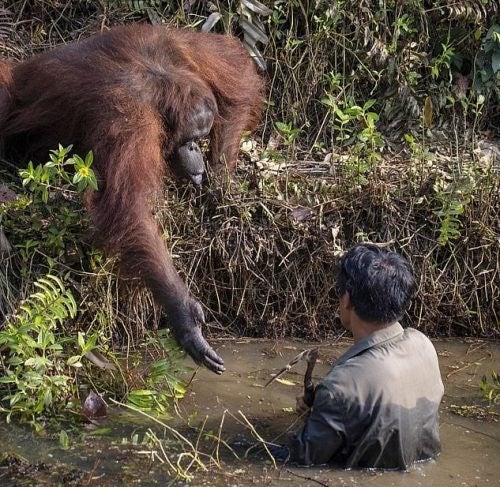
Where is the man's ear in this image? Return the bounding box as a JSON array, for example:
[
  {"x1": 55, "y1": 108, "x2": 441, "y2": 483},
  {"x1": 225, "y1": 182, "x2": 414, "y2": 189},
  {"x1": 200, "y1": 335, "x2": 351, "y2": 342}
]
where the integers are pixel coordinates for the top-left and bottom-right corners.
[{"x1": 341, "y1": 291, "x2": 353, "y2": 310}]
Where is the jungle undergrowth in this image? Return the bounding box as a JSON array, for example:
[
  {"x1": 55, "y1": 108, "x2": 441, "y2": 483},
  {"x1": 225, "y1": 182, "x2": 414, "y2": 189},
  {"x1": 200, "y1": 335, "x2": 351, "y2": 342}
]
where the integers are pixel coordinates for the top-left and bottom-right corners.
[{"x1": 0, "y1": 146, "x2": 191, "y2": 433}]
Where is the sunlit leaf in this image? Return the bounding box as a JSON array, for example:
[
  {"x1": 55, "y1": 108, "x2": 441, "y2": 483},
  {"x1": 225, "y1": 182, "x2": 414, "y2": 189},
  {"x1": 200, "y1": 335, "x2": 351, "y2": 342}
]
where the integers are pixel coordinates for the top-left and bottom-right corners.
[{"x1": 423, "y1": 96, "x2": 433, "y2": 128}]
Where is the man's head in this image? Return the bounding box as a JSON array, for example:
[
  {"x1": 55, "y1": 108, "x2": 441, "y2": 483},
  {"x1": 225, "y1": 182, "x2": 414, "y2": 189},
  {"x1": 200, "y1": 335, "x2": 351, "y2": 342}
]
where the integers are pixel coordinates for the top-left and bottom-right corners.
[{"x1": 336, "y1": 244, "x2": 416, "y2": 330}]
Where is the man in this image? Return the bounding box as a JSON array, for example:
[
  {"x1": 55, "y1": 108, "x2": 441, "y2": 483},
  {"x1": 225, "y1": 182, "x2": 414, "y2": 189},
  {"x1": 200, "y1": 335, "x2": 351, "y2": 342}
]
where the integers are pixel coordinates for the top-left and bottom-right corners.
[{"x1": 271, "y1": 244, "x2": 444, "y2": 469}]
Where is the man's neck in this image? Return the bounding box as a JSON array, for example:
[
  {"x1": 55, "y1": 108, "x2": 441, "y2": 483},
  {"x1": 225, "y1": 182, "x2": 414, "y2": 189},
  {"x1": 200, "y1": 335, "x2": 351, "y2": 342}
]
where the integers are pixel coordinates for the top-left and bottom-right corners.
[{"x1": 351, "y1": 320, "x2": 396, "y2": 343}]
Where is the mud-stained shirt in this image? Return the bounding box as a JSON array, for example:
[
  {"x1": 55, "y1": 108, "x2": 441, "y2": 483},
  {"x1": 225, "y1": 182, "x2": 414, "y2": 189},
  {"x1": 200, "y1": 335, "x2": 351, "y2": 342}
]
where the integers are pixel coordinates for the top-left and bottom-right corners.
[{"x1": 286, "y1": 323, "x2": 444, "y2": 469}]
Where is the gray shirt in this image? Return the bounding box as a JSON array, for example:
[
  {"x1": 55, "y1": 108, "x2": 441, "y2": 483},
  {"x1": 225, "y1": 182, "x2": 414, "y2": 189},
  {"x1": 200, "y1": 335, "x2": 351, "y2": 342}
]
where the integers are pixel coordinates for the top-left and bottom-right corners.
[{"x1": 287, "y1": 323, "x2": 444, "y2": 469}]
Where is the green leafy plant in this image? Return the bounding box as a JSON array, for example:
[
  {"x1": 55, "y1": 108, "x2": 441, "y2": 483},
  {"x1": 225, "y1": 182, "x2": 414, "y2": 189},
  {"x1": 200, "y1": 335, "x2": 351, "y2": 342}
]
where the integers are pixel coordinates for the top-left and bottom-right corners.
[
  {"x1": 321, "y1": 97, "x2": 383, "y2": 185},
  {"x1": 404, "y1": 133, "x2": 434, "y2": 165},
  {"x1": 20, "y1": 144, "x2": 97, "y2": 203},
  {"x1": 0, "y1": 269, "x2": 189, "y2": 426},
  {"x1": 1, "y1": 146, "x2": 191, "y2": 427},
  {"x1": 474, "y1": 24, "x2": 500, "y2": 92},
  {"x1": 432, "y1": 166, "x2": 477, "y2": 246},
  {"x1": 429, "y1": 42, "x2": 455, "y2": 80},
  {"x1": 126, "y1": 330, "x2": 190, "y2": 413},
  {"x1": 321, "y1": 97, "x2": 382, "y2": 146},
  {"x1": 480, "y1": 371, "x2": 500, "y2": 404},
  {"x1": 3, "y1": 145, "x2": 97, "y2": 263},
  {"x1": 0, "y1": 275, "x2": 87, "y2": 427},
  {"x1": 275, "y1": 121, "x2": 302, "y2": 146}
]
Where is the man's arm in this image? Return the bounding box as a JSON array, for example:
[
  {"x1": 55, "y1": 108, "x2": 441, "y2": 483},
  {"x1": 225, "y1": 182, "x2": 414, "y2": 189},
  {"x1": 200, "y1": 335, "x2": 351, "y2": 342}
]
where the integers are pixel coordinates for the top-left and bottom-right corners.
[{"x1": 284, "y1": 384, "x2": 346, "y2": 465}]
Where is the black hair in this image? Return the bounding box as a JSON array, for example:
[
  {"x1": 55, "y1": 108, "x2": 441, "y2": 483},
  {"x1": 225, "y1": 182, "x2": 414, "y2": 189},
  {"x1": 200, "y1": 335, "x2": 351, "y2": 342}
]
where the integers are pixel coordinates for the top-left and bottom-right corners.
[{"x1": 336, "y1": 244, "x2": 416, "y2": 324}]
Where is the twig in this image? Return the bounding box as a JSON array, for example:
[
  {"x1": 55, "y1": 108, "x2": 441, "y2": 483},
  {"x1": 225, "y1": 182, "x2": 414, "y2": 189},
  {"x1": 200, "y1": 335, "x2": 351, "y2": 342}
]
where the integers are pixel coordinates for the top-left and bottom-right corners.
[{"x1": 285, "y1": 468, "x2": 331, "y2": 486}]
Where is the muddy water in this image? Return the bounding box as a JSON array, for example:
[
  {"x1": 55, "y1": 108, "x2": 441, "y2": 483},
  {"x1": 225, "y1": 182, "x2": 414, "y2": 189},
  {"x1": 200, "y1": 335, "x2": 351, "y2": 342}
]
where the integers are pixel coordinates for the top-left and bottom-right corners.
[
  {"x1": 180, "y1": 339, "x2": 500, "y2": 486},
  {"x1": 1, "y1": 339, "x2": 499, "y2": 486}
]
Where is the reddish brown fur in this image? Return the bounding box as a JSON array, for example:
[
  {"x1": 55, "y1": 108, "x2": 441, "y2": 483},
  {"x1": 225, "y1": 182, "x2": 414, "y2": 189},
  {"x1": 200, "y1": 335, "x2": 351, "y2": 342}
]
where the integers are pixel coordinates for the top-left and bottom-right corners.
[{"x1": 0, "y1": 25, "x2": 263, "y2": 373}]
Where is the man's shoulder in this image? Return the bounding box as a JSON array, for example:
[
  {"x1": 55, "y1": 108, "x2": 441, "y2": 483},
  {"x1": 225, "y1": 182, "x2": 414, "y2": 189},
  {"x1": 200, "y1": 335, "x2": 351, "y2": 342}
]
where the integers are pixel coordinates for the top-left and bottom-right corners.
[
  {"x1": 320, "y1": 327, "x2": 439, "y2": 392},
  {"x1": 402, "y1": 327, "x2": 438, "y2": 352},
  {"x1": 403, "y1": 326, "x2": 431, "y2": 340}
]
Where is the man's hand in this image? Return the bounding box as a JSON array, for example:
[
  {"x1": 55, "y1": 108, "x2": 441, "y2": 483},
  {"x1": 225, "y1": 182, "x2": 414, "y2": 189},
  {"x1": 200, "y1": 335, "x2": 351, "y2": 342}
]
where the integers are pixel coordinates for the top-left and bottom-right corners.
[{"x1": 296, "y1": 395, "x2": 311, "y2": 415}]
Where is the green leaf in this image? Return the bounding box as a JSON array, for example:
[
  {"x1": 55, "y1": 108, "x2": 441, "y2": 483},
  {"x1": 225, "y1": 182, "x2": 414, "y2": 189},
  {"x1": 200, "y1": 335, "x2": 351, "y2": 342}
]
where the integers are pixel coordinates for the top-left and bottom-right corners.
[
  {"x1": 423, "y1": 96, "x2": 433, "y2": 128},
  {"x1": 88, "y1": 176, "x2": 98, "y2": 191},
  {"x1": 67, "y1": 355, "x2": 82, "y2": 366},
  {"x1": 363, "y1": 99, "x2": 376, "y2": 110},
  {"x1": 275, "y1": 121, "x2": 289, "y2": 132},
  {"x1": 492, "y1": 51, "x2": 500, "y2": 74},
  {"x1": 59, "y1": 430, "x2": 70, "y2": 449},
  {"x1": 85, "y1": 150, "x2": 94, "y2": 166},
  {"x1": 320, "y1": 95, "x2": 336, "y2": 109},
  {"x1": 344, "y1": 106, "x2": 363, "y2": 117},
  {"x1": 88, "y1": 427, "x2": 112, "y2": 436},
  {"x1": 77, "y1": 332, "x2": 85, "y2": 350},
  {"x1": 334, "y1": 107, "x2": 349, "y2": 121}
]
